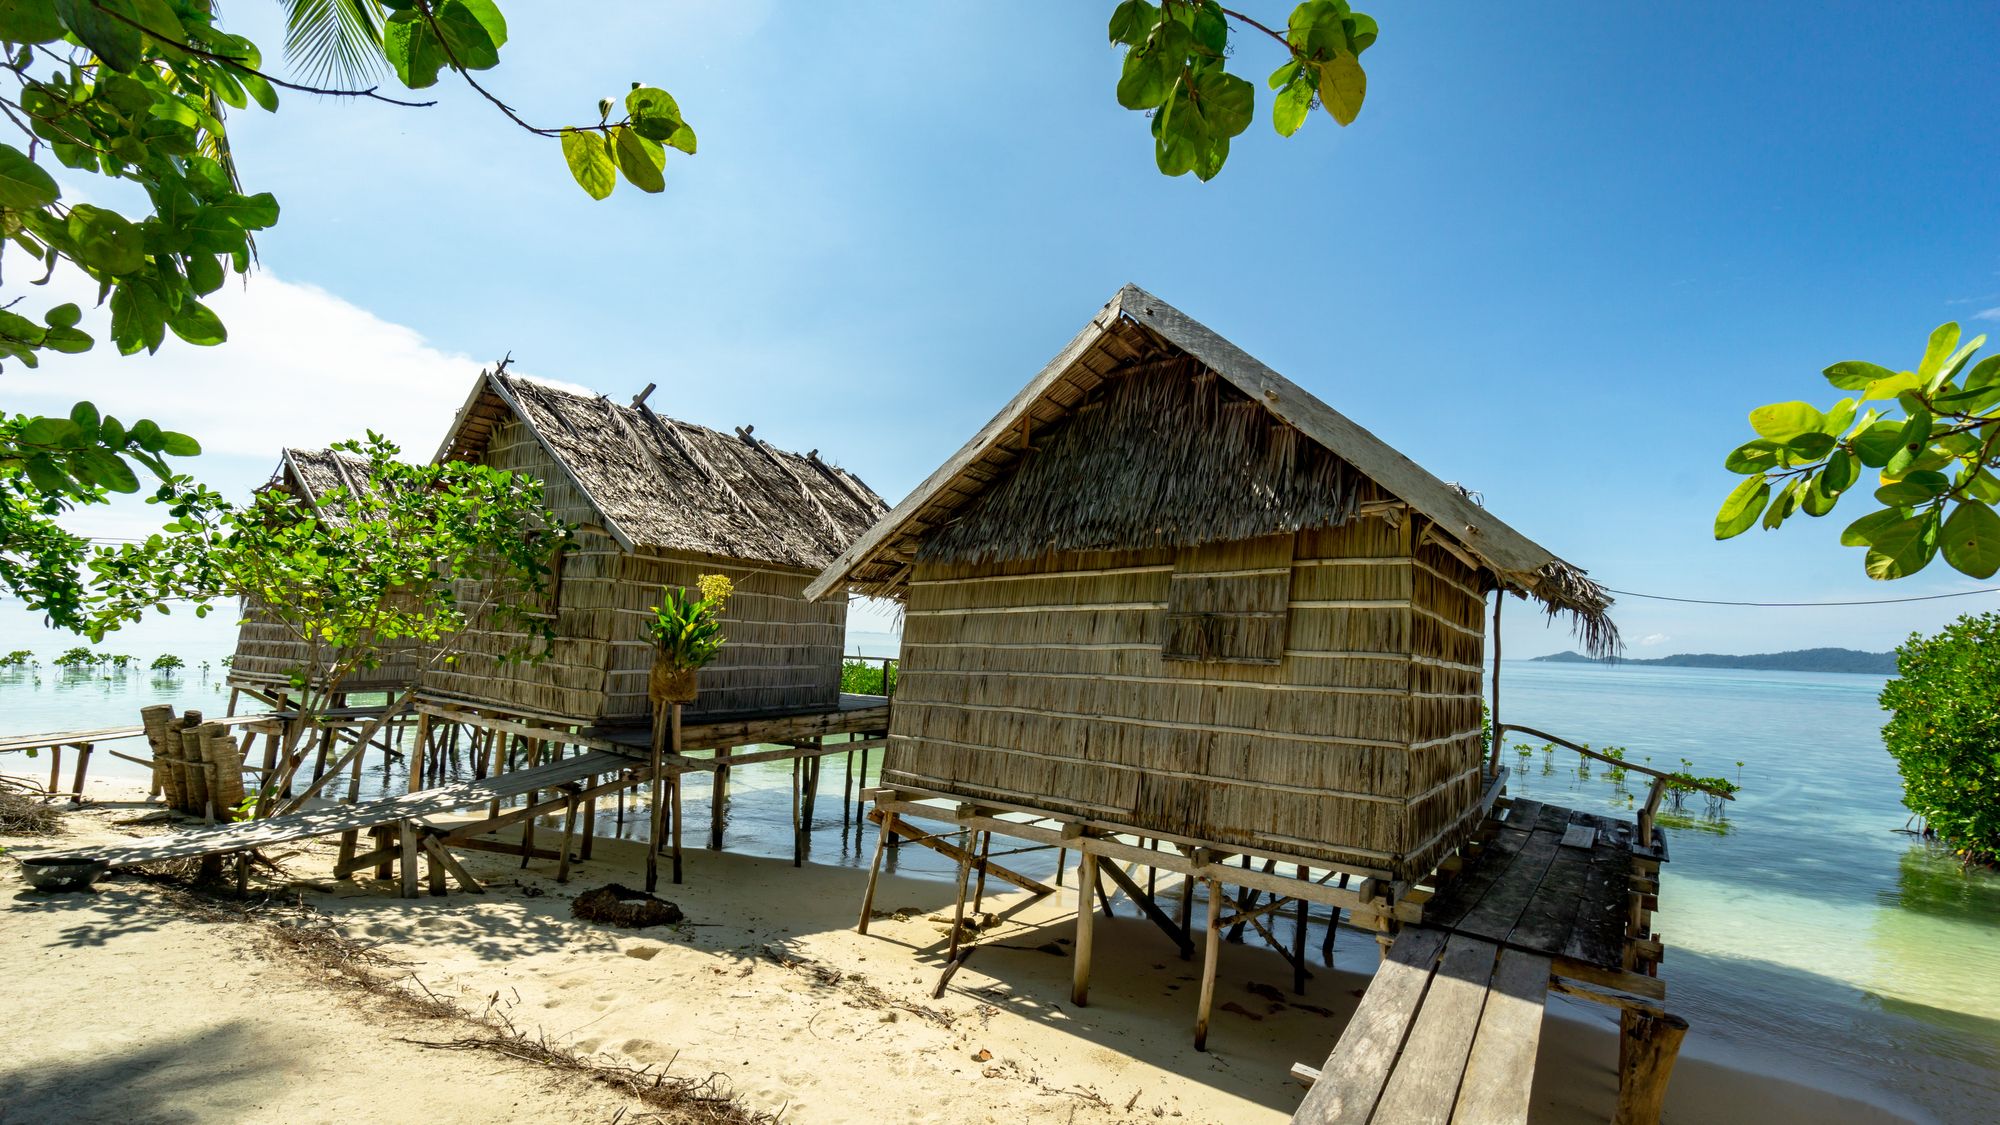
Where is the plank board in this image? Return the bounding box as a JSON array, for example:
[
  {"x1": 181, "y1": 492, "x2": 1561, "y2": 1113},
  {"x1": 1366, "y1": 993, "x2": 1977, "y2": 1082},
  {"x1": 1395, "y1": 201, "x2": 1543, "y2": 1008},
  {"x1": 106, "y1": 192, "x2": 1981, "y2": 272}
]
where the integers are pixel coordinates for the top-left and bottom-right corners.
[
  {"x1": 1558, "y1": 823, "x2": 1597, "y2": 849},
  {"x1": 1561, "y1": 816, "x2": 1636, "y2": 969},
  {"x1": 1421, "y1": 801, "x2": 1544, "y2": 930},
  {"x1": 1449, "y1": 949, "x2": 1553, "y2": 1124},
  {"x1": 1294, "y1": 928, "x2": 1450, "y2": 1125},
  {"x1": 1370, "y1": 935, "x2": 1501, "y2": 1124},
  {"x1": 1449, "y1": 806, "x2": 1569, "y2": 944},
  {"x1": 25, "y1": 750, "x2": 628, "y2": 866}
]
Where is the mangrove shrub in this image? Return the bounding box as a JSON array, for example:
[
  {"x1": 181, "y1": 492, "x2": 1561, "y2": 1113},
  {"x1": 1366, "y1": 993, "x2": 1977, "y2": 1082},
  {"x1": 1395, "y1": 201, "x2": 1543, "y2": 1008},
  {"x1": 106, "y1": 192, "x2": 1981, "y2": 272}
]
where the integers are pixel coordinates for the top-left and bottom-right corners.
[{"x1": 1880, "y1": 612, "x2": 2000, "y2": 864}]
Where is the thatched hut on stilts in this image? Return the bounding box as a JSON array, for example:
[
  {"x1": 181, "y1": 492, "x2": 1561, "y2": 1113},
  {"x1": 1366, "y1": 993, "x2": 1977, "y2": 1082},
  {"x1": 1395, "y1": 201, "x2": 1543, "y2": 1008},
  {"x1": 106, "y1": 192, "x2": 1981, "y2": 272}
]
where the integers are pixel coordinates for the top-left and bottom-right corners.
[{"x1": 808, "y1": 285, "x2": 1619, "y2": 1052}]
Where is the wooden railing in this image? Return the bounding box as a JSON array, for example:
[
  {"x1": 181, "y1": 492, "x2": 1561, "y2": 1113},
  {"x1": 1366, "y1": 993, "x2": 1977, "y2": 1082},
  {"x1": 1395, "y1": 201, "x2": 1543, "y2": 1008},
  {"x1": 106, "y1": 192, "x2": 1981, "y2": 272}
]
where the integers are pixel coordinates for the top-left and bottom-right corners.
[{"x1": 1494, "y1": 723, "x2": 1735, "y2": 847}]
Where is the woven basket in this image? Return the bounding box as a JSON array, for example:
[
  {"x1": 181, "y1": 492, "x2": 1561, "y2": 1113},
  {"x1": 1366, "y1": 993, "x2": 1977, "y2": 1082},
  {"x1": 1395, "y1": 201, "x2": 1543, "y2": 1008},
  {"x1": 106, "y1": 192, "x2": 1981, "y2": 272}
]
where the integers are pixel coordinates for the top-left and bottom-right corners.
[{"x1": 649, "y1": 661, "x2": 698, "y2": 705}]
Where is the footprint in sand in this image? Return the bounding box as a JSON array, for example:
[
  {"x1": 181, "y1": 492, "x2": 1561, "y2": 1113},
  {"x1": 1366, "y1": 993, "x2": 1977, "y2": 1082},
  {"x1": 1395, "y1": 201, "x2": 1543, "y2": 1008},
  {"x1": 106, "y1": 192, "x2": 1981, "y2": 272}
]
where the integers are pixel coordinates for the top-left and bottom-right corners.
[
  {"x1": 573, "y1": 1037, "x2": 604, "y2": 1054},
  {"x1": 620, "y1": 1038, "x2": 664, "y2": 1059}
]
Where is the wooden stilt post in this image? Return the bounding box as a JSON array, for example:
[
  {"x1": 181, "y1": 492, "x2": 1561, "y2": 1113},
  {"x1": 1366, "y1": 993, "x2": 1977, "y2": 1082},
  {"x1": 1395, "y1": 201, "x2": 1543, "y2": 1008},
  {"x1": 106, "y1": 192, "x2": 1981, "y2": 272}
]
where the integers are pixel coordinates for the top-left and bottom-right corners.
[
  {"x1": 710, "y1": 746, "x2": 730, "y2": 850},
  {"x1": 556, "y1": 787, "x2": 581, "y2": 884},
  {"x1": 1194, "y1": 875, "x2": 1223, "y2": 1051},
  {"x1": 519, "y1": 737, "x2": 544, "y2": 869},
  {"x1": 1323, "y1": 873, "x2": 1348, "y2": 964},
  {"x1": 581, "y1": 790, "x2": 596, "y2": 860},
  {"x1": 47, "y1": 745, "x2": 61, "y2": 793},
  {"x1": 646, "y1": 711, "x2": 664, "y2": 894},
  {"x1": 426, "y1": 838, "x2": 448, "y2": 897},
  {"x1": 669, "y1": 704, "x2": 684, "y2": 884},
  {"x1": 791, "y1": 754, "x2": 804, "y2": 868},
  {"x1": 407, "y1": 711, "x2": 432, "y2": 794},
  {"x1": 1615, "y1": 1012, "x2": 1688, "y2": 1125},
  {"x1": 946, "y1": 826, "x2": 975, "y2": 964},
  {"x1": 1072, "y1": 850, "x2": 1100, "y2": 1007},
  {"x1": 372, "y1": 824, "x2": 396, "y2": 881},
  {"x1": 1055, "y1": 847, "x2": 1066, "y2": 887},
  {"x1": 857, "y1": 810, "x2": 893, "y2": 934},
  {"x1": 70, "y1": 743, "x2": 93, "y2": 802},
  {"x1": 841, "y1": 741, "x2": 854, "y2": 829},
  {"x1": 399, "y1": 819, "x2": 419, "y2": 899},
  {"x1": 970, "y1": 830, "x2": 993, "y2": 916},
  {"x1": 1294, "y1": 865, "x2": 1310, "y2": 995}
]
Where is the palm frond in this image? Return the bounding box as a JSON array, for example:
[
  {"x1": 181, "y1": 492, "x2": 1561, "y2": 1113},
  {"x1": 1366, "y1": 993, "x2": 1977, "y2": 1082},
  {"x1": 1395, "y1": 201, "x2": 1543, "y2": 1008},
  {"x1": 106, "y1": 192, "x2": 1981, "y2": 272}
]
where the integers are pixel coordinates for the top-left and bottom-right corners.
[{"x1": 277, "y1": 0, "x2": 388, "y2": 88}]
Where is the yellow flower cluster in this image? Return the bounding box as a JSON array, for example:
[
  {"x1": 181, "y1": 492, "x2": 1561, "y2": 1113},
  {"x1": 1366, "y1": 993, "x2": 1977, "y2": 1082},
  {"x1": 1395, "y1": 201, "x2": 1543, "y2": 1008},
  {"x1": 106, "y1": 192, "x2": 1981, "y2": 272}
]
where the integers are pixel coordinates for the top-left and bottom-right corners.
[{"x1": 696, "y1": 573, "x2": 734, "y2": 605}]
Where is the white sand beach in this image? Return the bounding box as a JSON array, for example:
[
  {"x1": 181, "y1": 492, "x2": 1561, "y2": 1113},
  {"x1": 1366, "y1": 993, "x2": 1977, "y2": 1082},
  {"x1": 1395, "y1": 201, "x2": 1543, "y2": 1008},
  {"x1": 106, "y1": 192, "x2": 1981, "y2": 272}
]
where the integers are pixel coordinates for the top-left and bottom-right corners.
[{"x1": 0, "y1": 779, "x2": 1933, "y2": 1125}]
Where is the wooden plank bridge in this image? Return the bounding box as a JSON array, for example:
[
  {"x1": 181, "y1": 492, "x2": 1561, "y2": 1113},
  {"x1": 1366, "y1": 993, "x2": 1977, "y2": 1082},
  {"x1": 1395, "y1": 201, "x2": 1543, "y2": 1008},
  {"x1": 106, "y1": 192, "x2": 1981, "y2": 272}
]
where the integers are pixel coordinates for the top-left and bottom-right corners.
[{"x1": 1292, "y1": 797, "x2": 1684, "y2": 1125}]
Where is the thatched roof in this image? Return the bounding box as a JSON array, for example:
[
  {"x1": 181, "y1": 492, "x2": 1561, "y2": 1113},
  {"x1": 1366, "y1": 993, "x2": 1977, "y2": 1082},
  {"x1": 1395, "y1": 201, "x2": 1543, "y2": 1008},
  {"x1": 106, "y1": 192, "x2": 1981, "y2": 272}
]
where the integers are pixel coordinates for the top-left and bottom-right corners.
[
  {"x1": 806, "y1": 285, "x2": 1617, "y2": 656},
  {"x1": 435, "y1": 370, "x2": 888, "y2": 572},
  {"x1": 262, "y1": 447, "x2": 379, "y2": 516}
]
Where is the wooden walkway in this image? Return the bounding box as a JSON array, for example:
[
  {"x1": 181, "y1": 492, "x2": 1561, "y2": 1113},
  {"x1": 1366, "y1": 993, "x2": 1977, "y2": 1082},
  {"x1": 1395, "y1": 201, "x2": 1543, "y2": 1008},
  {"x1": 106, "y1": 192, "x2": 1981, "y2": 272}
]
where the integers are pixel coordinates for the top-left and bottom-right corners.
[
  {"x1": 25, "y1": 750, "x2": 628, "y2": 869},
  {"x1": 1293, "y1": 798, "x2": 1684, "y2": 1125}
]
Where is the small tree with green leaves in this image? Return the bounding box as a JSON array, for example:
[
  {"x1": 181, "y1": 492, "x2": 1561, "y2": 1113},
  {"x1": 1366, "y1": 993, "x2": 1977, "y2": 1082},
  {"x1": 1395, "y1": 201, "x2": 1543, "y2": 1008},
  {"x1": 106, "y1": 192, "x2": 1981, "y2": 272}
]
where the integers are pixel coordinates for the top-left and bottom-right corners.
[
  {"x1": 87, "y1": 432, "x2": 571, "y2": 812},
  {"x1": 1880, "y1": 612, "x2": 2000, "y2": 865},
  {"x1": 149, "y1": 652, "x2": 183, "y2": 672},
  {"x1": 1717, "y1": 323, "x2": 2000, "y2": 579}
]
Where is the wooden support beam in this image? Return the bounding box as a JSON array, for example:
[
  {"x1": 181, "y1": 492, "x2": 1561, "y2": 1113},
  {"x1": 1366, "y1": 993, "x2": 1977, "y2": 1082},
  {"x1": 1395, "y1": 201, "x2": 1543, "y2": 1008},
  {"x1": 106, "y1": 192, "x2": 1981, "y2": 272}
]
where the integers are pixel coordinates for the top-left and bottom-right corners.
[
  {"x1": 868, "y1": 810, "x2": 1055, "y2": 895},
  {"x1": 1099, "y1": 852, "x2": 1194, "y2": 958},
  {"x1": 1072, "y1": 851, "x2": 1099, "y2": 1007},
  {"x1": 856, "y1": 809, "x2": 893, "y2": 935},
  {"x1": 419, "y1": 834, "x2": 484, "y2": 894},
  {"x1": 399, "y1": 819, "x2": 419, "y2": 899},
  {"x1": 1194, "y1": 876, "x2": 1223, "y2": 1051},
  {"x1": 1615, "y1": 1012, "x2": 1688, "y2": 1125}
]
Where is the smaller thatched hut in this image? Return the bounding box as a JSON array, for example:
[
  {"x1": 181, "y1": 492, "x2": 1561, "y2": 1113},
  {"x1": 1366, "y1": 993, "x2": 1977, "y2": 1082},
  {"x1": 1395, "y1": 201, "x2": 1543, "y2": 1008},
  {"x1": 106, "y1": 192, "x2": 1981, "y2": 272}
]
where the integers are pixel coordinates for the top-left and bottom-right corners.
[
  {"x1": 421, "y1": 370, "x2": 888, "y2": 727},
  {"x1": 809, "y1": 285, "x2": 1616, "y2": 886},
  {"x1": 227, "y1": 447, "x2": 423, "y2": 698}
]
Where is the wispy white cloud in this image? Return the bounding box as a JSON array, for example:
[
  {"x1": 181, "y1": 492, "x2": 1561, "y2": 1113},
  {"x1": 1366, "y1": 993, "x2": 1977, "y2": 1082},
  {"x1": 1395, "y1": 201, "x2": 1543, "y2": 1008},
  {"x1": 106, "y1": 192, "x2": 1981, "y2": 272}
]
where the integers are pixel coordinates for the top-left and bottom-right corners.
[
  {"x1": 1638, "y1": 632, "x2": 1670, "y2": 647},
  {"x1": 5, "y1": 269, "x2": 481, "y2": 459},
  {"x1": 1974, "y1": 306, "x2": 2000, "y2": 322}
]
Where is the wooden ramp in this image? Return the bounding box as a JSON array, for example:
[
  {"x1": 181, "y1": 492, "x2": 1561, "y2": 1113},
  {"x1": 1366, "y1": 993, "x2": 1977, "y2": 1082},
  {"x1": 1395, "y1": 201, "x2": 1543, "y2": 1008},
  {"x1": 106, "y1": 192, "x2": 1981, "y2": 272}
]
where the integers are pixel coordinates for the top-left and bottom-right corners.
[
  {"x1": 1294, "y1": 929, "x2": 1550, "y2": 1124},
  {"x1": 1294, "y1": 798, "x2": 1683, "y2": 1125},
  {"x1": 24, "y1": 749, "x2": 627, "y2": 869}
]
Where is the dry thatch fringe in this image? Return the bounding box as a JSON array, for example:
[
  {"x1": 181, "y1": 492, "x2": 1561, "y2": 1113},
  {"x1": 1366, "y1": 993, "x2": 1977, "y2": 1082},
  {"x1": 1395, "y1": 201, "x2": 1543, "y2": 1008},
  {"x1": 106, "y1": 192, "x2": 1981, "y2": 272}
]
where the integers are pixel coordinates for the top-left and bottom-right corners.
[
  {"x1": 0, "y1": 790, "x2": 61, "y2": 835},
  {"x1": 1528, "y1": 559, "x2": 1621, "y2": 659},
  {"x1": 403, "y1": 1008, "x2": 775, "y2": 1125},
  {"x1": 922, "y1": 358, "x2": 1364, "y2": 566}
]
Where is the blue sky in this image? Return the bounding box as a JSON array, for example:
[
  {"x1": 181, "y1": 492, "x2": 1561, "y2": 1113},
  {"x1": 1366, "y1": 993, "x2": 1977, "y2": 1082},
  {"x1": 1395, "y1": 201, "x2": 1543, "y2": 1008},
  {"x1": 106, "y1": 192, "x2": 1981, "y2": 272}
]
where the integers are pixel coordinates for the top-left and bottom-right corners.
[{"x1": 7, "y1": 0, "x2": 2000, "y2": 659}]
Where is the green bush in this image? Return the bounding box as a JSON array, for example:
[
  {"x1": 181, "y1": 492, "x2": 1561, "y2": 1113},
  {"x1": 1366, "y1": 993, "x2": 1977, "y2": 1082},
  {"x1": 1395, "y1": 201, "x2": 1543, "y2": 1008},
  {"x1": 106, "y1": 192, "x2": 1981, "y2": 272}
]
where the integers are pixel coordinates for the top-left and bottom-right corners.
[
  {"x1": 150, "y1": 654, "x2": 185, "y2": 671},
  {"x1": 1881, "y1": 612, "x2": 2000, "y2": 864},
  {"x1": 840, "y1": 659, "x2": 898, "y2": 696}
]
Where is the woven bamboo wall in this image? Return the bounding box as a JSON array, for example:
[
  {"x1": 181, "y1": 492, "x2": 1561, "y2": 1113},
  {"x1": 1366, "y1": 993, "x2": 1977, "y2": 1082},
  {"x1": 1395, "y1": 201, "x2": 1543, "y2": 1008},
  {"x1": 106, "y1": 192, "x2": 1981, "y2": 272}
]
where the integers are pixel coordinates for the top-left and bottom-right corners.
[
  {"x1": 228, "y1": 597, "x2": 423, "y2": 695},
  {"x1": 421, "y1": 414, "x2": 618, "y2": 722},
  {"x1": 600, "y1": 550, "x2": 845, "y2": 723},
  {"x1": 886, "y1": 516, "x2": 1490, "y2": 880},
  {"x1": 420, "y1": 414, "x2": 849, "y2": 726}
]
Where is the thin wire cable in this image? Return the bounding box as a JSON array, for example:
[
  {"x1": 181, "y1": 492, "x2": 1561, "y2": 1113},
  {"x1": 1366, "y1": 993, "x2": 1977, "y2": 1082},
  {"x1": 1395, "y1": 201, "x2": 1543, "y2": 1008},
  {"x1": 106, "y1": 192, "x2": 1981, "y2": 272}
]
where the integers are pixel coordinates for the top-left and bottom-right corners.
[{"x1": 1605, "y1": 586, "x2": 2000, "y2": 608}]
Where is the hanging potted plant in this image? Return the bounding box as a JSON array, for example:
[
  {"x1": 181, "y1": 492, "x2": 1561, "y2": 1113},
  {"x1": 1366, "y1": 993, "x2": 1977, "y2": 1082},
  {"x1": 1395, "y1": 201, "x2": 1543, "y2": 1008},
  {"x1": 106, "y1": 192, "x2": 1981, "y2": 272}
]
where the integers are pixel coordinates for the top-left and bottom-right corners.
[{"x1": 646, "y1": 574, "x2": 734, "y2": 705}]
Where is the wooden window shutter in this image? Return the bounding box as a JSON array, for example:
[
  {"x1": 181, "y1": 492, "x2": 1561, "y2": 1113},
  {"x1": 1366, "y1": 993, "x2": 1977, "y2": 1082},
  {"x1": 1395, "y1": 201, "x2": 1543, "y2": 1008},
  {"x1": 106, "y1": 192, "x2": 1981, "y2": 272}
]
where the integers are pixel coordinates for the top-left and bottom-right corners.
[{"x1": 1163, "y1": 534, "x2": 1293, "y2": 665}]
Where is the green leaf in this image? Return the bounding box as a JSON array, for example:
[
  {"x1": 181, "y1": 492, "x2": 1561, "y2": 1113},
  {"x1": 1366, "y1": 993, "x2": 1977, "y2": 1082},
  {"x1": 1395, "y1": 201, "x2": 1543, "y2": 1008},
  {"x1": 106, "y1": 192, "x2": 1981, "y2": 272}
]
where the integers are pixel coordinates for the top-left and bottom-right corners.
[
  {"x1": 1865, "y1": 511, "x2": 1940, "y2": 579},
  {"x1": 166, "y1": 298, "x2": 225, "y2": 346},
  {"x1": 613, "y1": 126, "x2": 664, "y2": 193},
  {"x1": 1874, "y1": 469, "x2": 1949, "y2": 506},
  {"x1": 1917, "y1": 322, "x2": 1961, "y2": 384},
  {"x1": 1965, "y1": 354, "x2": 2000, "y2": 391},
  {"x1": 625, "y1": 86, "x2": 683, "y2": 140},
  {"x1": 1714, "y1": 475, "x2": 1770, "y2": 539},
  {"x1": 18, "y1": 415, "x2": 75, "y2": 446},
  {"x1": 1748, "y1": 401, "x2": 1826, "y2": 442},
  {"x1": 1723, "y1": 439, "x2": 1782, "y2": 474},
  {"x1": 1940, "y1": 501, "x2": 2000, "y2": 579},
  {"x1": 1840, "y1": 507, "x2": 1906, "y2": 547},
  {"x1": 67, "y1": 204, "x2": 144, "y2": 274},
  {"x1": 0, "y1": 0, "x2": 66, "y2": 44},
  {"x1": 1191, "y1": 0, "x2": 1226, "y2": 54},
  {"x1": 1117, "y1": 41, "x2": 1172, "y2": 109},
  {"x1": 1822, "y1": 448, "x2": 1858, "y2": 494},
  {"x1": 384, "y1": 9, "x2": 448, "y2": 88},
  {"x1": 1801, "y1": 474, "x2": 1838, "y2": 517},
  {"x1": 1318, "y1": 52, "x2": 1365, "y2": 126},
  {"x1": 1108, "y1": 0, "x2": 1158, "y2": 45},
  {"x1": 0, "y1": 141, "x2": 57, "y2": 209},
  {"x1": 1851, "y1": 420, "x2": 1906, "y2": 468},
  {"x1": 561, "y1": 128, "x2": 616, "y2": 200},
  {"x1": 1763, "y1": 477, "x2": 1803, "y2": 529},
  {"x1": 1931, "y1": 334, "x2": 1985, "y2": 392},
  {"x1": 55, "y1": 0, "x2": 144, "y2": 72},
  {"x1": 42, "y1": 301, "x2": 78, "y2": 329},
  {"x1": 1863, "y1": 370, "x2": 1922, "y2": 400},
  {"x1": 1825, "y1": 360, "x2": 1893, "y2": 389},
  {"x1": 157, "y1": 430, "x2": 199, "y2": 456},
  {"x1": 1197, "y1": 68, "x2": 1254, "y2": 139},
  {"x1": 434, "y1": 0, "x2": 500, "y2": 70},
  {"x1": 69, "y1": 400, "x2": 97, "y2": 432},
  {"x1": 79, "y1": 447, "x2": 138, "y2": 492},
  {"x1": 1786, "y1": 431, "x2": 1837, "y2": 459},
  {"x1": 1884, "y1": 410, "x2": 1932, "y2": 476}
]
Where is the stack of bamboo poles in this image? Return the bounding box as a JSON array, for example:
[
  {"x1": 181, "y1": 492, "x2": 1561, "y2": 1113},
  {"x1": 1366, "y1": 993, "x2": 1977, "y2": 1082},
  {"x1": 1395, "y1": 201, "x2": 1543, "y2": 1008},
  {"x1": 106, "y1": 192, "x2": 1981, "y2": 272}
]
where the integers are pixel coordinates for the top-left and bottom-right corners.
[{"x1": 139, "y1": 704, "x2": 248, "y2": 821}]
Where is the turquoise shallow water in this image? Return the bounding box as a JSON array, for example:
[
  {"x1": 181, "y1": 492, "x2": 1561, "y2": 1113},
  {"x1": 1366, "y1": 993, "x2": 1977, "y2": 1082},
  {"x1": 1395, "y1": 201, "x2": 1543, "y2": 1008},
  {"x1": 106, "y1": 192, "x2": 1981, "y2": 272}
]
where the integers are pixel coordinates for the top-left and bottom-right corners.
[{"x1": 3, "y1": 649, "x2": 1995, "y2": 1121}]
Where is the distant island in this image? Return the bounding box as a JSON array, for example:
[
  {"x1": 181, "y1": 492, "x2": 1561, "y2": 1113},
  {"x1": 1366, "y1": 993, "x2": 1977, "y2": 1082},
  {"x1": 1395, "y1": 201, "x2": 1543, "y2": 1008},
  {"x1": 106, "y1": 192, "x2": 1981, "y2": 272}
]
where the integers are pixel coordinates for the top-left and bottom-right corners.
[{"x1": 1530, "y1": 647, "x2": 1896, "y2": 675}]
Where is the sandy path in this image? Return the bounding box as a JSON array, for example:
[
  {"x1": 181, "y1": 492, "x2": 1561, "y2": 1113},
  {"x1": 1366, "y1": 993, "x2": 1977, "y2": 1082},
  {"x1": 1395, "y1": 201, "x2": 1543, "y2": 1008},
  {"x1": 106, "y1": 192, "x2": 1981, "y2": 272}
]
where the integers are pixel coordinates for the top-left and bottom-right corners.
[{"x1": 3, "y1": 783, "x2": 1936, "y2": 1124}]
